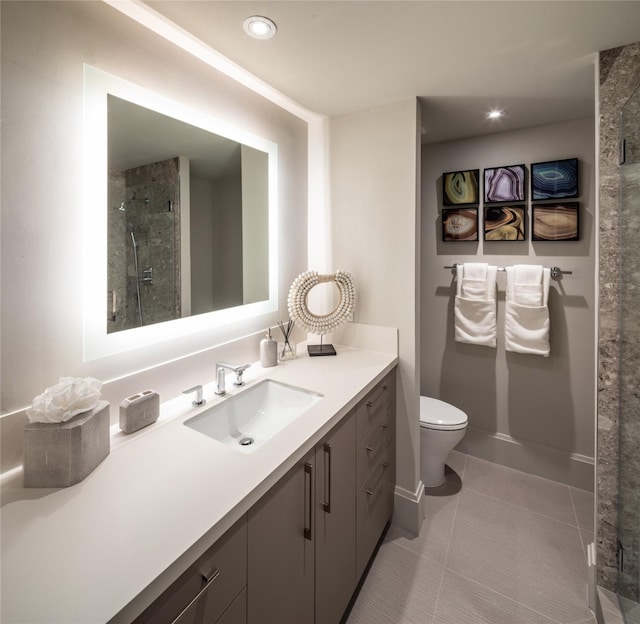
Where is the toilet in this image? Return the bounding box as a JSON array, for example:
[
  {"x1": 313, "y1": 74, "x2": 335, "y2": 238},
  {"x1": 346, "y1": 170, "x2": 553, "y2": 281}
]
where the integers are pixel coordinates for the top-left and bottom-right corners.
[{"x1": 419, "y1": 396, "x2": 468, "y2": 488}]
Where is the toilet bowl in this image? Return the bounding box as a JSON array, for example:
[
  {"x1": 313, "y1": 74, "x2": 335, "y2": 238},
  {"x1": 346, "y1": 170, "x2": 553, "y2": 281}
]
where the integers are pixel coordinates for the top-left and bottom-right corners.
[{"x1": 420, "y1": 396, "x2": 468, "y2": 488}]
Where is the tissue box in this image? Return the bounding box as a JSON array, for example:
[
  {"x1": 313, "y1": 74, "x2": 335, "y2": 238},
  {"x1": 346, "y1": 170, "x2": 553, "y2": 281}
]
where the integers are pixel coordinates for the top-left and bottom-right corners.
[{"x1": 23, "y1": 400, "x2": 110, "y2": 488}]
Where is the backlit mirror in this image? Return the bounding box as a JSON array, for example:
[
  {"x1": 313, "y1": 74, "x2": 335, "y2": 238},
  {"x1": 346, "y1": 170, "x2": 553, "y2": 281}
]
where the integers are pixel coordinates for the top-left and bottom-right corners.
[{"x1": 83, "y1": 65, "x2": 278, "y2": 360}]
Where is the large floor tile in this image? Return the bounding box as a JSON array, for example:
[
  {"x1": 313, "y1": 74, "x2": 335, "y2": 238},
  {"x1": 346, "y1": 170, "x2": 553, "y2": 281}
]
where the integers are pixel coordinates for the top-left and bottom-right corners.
[
  {"x1": 618, "y1": 594, "x2": 640, "y2": 624},
  {"x1": 346, "y1": 540, "x2": 443, "y2": 624},
  {"x1": 570, "y1": 486, "x2": 596, "y2": 532},
  {"x1": 598, "y1": 587, "x2": 625, "y2": 624},
  {"x1": 432, "y1": 569, "x2": 560, "y2": 624},
  {"x1": 387, "y1": 490, "x2": 460, "y2": 563},
  {"x1": 445, "y1": 489, "x2": 593, "y2": 623},
  {"x1": 445, "y1": 449, "x2": 467, "y2": 477},
  {"x1": 462, "y1": 455, "x2": 577, "y2": 525}
]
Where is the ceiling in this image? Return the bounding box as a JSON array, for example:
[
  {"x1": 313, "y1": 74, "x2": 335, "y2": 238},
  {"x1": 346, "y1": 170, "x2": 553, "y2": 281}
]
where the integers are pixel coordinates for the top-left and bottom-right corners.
[{"x1": 142, "y1": 1, "x2": 640, "y2": 144}]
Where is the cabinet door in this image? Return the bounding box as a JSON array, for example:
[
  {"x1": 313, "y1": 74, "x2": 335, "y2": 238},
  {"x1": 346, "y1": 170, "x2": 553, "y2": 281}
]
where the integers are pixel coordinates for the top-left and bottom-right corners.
[
  {"x1": 134, "y1": 518, "x2": 247, "y2": 624},
  {"x1": 247, "y1": 448, "x2": 315, "y2": 624},
  {"x1": 215, "y1": 588, "x2": 246, "y2": 624},
  {"x1": 356, "y1": 447, "x2": 394, "y2": 579},
  {"x1": 315, "y1": 411, "x2": 356, "y2": 624}
]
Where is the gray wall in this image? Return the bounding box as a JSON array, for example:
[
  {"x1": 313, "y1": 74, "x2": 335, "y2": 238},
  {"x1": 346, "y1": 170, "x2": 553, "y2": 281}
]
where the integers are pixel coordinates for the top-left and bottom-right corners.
[
  {"x1": 597, "y1": 41, "x2": 640, "y2": 593},
  {"x1": 421, "y1": 117, "x2": 596, "y2": 490},
  {"x1": 329, "y1": 99, "x2": 423, "y2": 532}
]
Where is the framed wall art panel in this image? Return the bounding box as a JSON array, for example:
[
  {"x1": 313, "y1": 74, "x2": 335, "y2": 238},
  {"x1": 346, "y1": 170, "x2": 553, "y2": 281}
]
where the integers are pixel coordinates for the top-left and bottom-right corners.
[
  {"x1": 483, "y1": 164, "x2": 526, "y2": 203},
  {"x1": 484, "y1": 205, "x2": 526, "y2": 241},
  {"x1": 531, "y1": 158, "x2": 578, "y2": 200},
  {"x1": 442, "y1": 169, "x2": 480, "y2": 205},
  {"x1": 442, "y1": 208, "x2": 478, "y2": 241},
  {"x1": 532, "y1": 202, "x2": 579, "y2": 241}
]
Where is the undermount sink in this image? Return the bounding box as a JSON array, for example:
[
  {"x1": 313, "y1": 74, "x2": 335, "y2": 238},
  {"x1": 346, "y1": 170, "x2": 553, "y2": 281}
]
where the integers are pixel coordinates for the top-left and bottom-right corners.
[{"x1": 184, "y1": 379, "x2": 323, "y2": 452}]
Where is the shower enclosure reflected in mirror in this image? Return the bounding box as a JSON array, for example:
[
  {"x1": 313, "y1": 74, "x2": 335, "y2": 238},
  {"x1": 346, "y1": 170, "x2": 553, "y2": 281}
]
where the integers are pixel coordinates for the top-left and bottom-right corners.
[
  {"x1": 83, "y1": 65, "x2": 278, "y2": 360},
  {"x1": 108, "y1": 95, "x2": 269, "y2": 333}
]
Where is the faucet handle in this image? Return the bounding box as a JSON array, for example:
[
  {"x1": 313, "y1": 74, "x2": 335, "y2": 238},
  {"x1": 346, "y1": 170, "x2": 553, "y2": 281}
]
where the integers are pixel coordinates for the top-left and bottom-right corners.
[
  {"x1": 183, "y1": 385, "x2": 206, "y2": 407},
  {"x1": 233, "y1": 364, "x2": 251, "y2": 387}
]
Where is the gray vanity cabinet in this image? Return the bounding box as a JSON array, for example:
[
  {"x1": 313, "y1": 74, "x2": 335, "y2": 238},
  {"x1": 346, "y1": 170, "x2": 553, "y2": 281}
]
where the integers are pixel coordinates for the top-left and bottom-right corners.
[
  {"x1": 131, "y1": 371, "x2": 395, "y2": 624},
  {"x1": 132, "y1": 517, "x2": 247, "y2": 624},
  {"x1": 246, "y1": 409, "x2": 357, "y2": 624},
  {"x1": 247, "y1": 447, "x2": 316, "y2": 624},
  {"x1": 355, "y1": 372, "x2": 396, "y2": 579},
  {"x1": 315, "y1": 408, "x2": 357, "y2": 624}
]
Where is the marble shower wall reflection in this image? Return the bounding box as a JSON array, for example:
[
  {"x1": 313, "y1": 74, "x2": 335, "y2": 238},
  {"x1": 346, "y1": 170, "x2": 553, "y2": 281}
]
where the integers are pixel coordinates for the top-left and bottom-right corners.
[
  {"x1": 108, "y1": 157, "x2": 180, "y2": 333},
  {"x1": 597, "y1": 41, "x2": 640, "y2": 594}
]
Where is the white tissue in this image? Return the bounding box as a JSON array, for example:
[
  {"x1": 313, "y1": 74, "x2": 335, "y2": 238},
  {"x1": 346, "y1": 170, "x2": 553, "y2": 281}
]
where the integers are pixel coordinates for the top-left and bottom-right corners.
[{"x1": 26, "y1": 377, "x2": 103, "y2": 424}]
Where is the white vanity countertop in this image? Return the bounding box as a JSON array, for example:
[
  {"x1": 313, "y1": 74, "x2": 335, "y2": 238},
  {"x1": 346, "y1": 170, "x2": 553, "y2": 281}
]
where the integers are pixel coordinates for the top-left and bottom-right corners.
[{"x1": 1, "y1": 341, "x2": 397, "y2": 623}]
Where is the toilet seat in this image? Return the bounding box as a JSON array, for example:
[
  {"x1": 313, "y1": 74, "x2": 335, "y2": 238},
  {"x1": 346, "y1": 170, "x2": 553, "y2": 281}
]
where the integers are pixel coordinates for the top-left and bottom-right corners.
[{"x1": 419, "y1": 396, "x2": 468, "y2": 431}]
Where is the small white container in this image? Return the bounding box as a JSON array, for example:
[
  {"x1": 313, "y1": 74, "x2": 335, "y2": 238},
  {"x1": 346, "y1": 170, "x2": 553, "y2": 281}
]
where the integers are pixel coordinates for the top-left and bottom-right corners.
[{"x1": 260, "y1": 329, "x2": 278, "y2": 367}]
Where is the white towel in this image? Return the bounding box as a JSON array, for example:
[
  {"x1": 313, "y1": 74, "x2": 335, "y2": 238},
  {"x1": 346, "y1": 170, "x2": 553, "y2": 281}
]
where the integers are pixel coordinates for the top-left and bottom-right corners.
[
  {"x1": 454, "y1": 263, "x2": 498, "y2": 347},
  {"x1": 504, "y1": 265, "x2": 551, "y2": 356}
]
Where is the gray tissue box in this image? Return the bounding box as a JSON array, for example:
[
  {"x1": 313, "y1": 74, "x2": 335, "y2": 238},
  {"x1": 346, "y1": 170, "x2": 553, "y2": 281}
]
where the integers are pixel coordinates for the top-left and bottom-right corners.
[{"x1": 23, "y1": 400, "x2": 110, "y2": 488}]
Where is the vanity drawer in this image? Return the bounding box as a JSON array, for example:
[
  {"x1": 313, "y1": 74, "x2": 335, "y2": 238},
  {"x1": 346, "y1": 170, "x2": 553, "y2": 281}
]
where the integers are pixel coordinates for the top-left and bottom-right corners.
[
  {"x1": 134, "y1": 517, "x2": 247, "y2": 624},
  {"x1": 213, "y1": 588, "x2": 246, "y2": 624},
  {"x1": 356, "y1": 380, "x2": 391, "y2": 443},
  {"x1": 356, "y1": 447, "x2": 394, "y2": 578},
  {"x1": 356, "y1": 410, "x2": 393, "y2": 489},
  {"x1": 173, "y1": 585, "x2": 246, "y2": 624}
]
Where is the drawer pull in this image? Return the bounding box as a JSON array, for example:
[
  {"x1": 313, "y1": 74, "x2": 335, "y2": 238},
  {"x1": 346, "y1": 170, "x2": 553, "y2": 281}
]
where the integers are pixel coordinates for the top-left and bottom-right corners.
[
  {"x1": 323, "y1": 442, "x2": 332, "y2": 514},
  {"x1": 172, "y1": 565, "x2": 221, "y2": 622},
  {"x1": 365, "y1": 462, "x2": 389, "y2": 497},
  {"x1": 366, "y1": 385, "x2": 387, "y2": 409},
  {"x1": 304, "y1": 462, "x2": 313, "y2": 541},
  {"x1": 201, "y1": 566, "x2": 220, "y2": 584},
  {"x1": 365, "y1": 424, "x2": 388, "y2": 453}
]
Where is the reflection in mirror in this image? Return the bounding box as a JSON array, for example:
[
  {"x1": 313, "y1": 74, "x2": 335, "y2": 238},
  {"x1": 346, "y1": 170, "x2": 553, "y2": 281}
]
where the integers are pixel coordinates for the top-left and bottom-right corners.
[
  {"x1": 108, "y1": 96, "x2": 269, "y2": 333},
  {"x1": 83, "y1": 65, "x2": 278, "y2": 361}
]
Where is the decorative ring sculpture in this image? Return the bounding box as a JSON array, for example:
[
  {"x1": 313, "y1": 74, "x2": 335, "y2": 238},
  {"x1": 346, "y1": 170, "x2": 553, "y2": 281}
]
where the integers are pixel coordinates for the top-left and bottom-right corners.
[{"x1": 288, "y1": 270, "x2": 356, "y2": 336}]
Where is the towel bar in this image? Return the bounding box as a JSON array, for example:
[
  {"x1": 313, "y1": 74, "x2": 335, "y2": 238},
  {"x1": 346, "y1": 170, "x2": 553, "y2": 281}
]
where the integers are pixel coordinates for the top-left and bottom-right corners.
[{"x1": 444, "y1": 264, "x2": 572, "y2": 280}]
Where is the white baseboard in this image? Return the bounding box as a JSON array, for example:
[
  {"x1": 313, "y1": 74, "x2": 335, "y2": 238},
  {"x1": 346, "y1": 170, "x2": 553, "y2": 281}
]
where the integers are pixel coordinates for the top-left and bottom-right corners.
[
  {"x1": 392, "y1": 480, "x2": 426, "y2": 536},
  {"x1": 457, "y1": 426, "x2": 594, "y2": 491}
]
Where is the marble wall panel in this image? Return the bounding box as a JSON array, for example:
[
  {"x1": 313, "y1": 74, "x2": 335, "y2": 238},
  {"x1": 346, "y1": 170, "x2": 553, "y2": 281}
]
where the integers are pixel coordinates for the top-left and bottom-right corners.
[{"x1": 597, "y1": 41, "x2": 640, "y2": 594}]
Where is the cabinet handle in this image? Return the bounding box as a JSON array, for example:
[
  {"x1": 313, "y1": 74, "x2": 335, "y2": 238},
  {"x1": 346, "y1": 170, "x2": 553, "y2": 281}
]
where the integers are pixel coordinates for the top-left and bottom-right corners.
[
  {"x1": 365, "y1": 424, "x2": 388, "y2": 453},
  {"x1": 304, "y1": 462, "x2": 313, "y2": 541},
  {"x1": 365, "y1": 462, "x2": 389, "y2": 497},
  {"x1": 172, "y1": 565, "x2": 220, "y2": 622},
  {"x1": 323, "y1": 442, "x2": 332, "y2": 514},
  {"x1": 201, "y1": 565, "x2": 220, "y2": 584}
]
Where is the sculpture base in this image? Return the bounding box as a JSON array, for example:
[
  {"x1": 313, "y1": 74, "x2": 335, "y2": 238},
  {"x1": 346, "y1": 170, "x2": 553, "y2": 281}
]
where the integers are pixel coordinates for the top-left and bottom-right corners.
[{"x1": 308, "y1": 344, "x2": 337, "y2": 357}]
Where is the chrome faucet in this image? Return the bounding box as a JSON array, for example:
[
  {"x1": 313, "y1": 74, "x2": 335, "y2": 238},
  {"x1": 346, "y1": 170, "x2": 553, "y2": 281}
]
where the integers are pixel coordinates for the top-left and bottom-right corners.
[
  {"x1": 215, "y1": 362, "x2": 251, "y2": 395},
  {"x1": 183, "y1": 385, "x2": 205, "y2": 407}
]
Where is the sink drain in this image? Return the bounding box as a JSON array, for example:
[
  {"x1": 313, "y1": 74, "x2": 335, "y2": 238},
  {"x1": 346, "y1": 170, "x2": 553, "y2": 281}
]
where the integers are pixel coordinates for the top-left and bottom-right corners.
[{"x1": 239, "y1": 437, "x2": 254, "y2": 446}]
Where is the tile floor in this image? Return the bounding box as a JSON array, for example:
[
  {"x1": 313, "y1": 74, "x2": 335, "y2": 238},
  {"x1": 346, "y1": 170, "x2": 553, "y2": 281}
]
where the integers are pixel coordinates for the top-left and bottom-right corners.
[
  {"x1": 346, "y1": 451, "x2": 596, "y2": 624},
  {"x1": 599, "y1": 586, "x2": 640, "y2": 624}
]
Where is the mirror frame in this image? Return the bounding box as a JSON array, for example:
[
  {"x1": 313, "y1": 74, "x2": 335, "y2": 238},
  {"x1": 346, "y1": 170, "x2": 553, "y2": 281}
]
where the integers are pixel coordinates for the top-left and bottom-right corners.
[{"x1": 83, "y1": 65, "x2": 278, "y2": 361}]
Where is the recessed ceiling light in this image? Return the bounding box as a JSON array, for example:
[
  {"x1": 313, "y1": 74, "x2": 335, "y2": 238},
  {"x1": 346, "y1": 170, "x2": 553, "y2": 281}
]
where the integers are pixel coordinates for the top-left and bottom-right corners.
[
  {"x1": 486, "y1": 109, "x2": 504, "y2": 120},
  {"x1": 243, "y1": 16, "x2": 277, "y2": 40}
]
